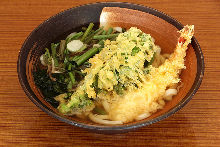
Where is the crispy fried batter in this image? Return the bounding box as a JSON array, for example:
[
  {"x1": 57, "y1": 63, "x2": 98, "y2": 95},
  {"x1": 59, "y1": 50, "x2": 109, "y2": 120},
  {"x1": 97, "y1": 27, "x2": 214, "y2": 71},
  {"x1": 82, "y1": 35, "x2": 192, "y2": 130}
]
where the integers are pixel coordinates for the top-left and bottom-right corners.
[{"x1": 109, "y1": 25, "x2": 194, "y2": 123}]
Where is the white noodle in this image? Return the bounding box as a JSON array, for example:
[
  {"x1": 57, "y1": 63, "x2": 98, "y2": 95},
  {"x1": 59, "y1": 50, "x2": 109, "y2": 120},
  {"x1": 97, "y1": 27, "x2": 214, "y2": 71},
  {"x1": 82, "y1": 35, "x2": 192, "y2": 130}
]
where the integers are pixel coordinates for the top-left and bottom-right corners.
[
  {"x1": 102, "y1": 100, "x2": 110, "y2": 112},
  {"x1": 93, "y1": 114, "x2": 109, "y2": 119},
  {"x1": 135, "y1": 113, "x2": 151, "y2": 121},
  {"x1": 164, "y1": 89, "x2": 177, "y2": 101},
  {"x1": 89, "y1": 113, "x2": 122, "y2": 125}
]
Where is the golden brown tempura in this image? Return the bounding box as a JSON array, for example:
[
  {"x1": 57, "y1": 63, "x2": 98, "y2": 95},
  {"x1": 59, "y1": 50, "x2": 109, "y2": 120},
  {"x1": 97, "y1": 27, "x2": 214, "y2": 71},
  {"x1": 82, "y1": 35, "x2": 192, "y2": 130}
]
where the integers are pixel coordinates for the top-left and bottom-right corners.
[{"x1": 108, "y1": 25, "x2": 194, "y2": 123}]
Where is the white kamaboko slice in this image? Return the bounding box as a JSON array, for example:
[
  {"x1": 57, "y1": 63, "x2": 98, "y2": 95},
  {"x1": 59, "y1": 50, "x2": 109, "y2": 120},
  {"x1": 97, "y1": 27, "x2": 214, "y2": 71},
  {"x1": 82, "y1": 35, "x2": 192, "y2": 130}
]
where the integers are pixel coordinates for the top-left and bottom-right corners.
[{"x1": 67, "y1": 40, "x2": 84, "y2": 52}]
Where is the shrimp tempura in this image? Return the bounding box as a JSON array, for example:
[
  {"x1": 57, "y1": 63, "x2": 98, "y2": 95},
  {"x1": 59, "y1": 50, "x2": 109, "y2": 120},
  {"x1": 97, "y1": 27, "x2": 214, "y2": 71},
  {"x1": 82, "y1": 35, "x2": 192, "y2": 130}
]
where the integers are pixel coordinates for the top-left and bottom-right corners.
[{"x1": 109, "y1": 25, "x2": 194, "y2": 123}]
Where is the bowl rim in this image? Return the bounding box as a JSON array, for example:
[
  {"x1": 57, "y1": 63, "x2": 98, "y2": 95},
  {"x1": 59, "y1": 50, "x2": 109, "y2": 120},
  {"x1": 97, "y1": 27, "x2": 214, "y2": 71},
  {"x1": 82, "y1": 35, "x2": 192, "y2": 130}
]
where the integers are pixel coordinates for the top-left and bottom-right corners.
[{"x1": 17, "y1": 1, "x2": 204, "y2": 131}]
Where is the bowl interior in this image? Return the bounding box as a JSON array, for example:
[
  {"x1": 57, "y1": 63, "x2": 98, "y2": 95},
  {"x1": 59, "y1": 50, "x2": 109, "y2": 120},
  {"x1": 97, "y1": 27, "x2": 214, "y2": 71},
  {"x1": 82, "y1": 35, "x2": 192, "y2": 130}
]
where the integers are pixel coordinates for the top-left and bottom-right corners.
[{"x1": 18, "y1": 2, "x2": 203, "y2": 132}]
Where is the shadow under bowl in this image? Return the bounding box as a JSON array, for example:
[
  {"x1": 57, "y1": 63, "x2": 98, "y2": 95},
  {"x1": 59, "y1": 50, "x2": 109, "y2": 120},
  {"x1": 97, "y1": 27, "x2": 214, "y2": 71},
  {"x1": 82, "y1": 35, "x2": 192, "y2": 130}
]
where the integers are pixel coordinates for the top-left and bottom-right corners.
[{"x1": 17, "y1": 2, "x2": 204, "y2": 134}]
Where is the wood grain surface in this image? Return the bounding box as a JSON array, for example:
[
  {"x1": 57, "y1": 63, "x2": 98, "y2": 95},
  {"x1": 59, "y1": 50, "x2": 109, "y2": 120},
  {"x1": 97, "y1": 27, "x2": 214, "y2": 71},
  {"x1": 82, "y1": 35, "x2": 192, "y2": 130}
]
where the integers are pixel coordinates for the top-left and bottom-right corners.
[{"x1": 0, "y1": 0, "x2": 220, "y2": 146}]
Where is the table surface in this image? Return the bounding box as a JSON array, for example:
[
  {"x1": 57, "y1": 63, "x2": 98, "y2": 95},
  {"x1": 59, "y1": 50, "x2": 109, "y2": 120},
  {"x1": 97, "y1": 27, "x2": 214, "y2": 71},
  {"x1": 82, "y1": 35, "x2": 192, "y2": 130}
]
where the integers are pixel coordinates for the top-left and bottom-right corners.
[{"x1": 0, "y1": 0, "x2": 220, "y2": 146}]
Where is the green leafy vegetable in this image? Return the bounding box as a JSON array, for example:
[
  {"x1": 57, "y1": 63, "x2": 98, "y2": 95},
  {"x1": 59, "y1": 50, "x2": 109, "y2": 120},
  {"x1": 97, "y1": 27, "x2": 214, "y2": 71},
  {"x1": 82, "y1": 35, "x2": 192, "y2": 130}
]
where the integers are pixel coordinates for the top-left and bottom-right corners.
[
  {"x1": 58, "y1": 92, "x2": 93, "y2": 113},
  {"x1": 91, "y1": 74, "x2": 102, "y2": 95},
  {"x1": 33, "y1": 69, "x2": 69, "y2": 107},
  {"x1": 131, "y1": 46, "x2": 141, "y2": 56},
  {"x1": 44, "y1": 48, "x2": 52, "y2": 65},
  {"x1": 93, "y1": 107, "x2": 107, "y2": 115},
  {"x1": 144, "y1": 52, "x2": 156, "y2": 67},
  {"x1": 113, "y1": 82, "x2": 126, "y2": 95},
  {"x1": 35, "y1": 23, "x2": 122, "y2": 112},
  {"x1": 51, "y1": 43, "x2": 59, "y2": 66}
]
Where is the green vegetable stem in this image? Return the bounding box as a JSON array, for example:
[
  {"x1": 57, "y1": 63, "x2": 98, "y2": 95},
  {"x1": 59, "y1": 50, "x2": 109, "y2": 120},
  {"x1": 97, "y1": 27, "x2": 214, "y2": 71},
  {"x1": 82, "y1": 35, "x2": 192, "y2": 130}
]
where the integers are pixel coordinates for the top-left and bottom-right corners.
[
  {"x1": 51, "y1": 43, "x2": 59, "y2": 67},
  {"x1": 81, "y1": 23, "x2": 94, "y2": 42},
  {"x1": 76, "y1": 47, "x2": 99, "y2": 66},
  {"x1": 93, "y1": 34, "x2": 119, "y2": 40}
]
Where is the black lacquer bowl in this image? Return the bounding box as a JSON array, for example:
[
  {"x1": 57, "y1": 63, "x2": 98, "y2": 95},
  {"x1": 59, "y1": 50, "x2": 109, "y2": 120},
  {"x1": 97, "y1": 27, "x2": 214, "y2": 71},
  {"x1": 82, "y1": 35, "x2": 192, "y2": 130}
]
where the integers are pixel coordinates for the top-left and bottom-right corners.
[{"x1": 17, "y1": 2, "x2": 204, "y2": 134}]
